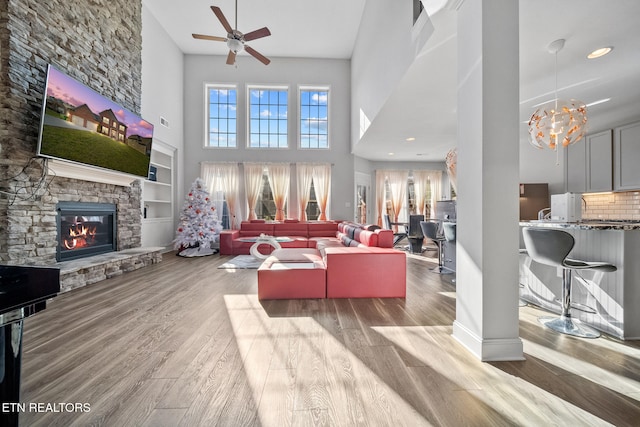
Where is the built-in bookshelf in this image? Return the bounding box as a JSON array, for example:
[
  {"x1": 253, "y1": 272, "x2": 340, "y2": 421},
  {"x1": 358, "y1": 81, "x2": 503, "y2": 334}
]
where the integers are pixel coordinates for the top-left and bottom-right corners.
[{"x1": 142, "y1": 139, "x2": 176, "y2": 248}]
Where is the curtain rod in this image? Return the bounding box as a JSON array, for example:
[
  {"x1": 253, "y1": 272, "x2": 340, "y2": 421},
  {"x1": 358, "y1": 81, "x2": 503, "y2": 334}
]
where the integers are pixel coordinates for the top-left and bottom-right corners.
[{"x1": 201, "y1": 161, "x2": 334, "y2": 166}]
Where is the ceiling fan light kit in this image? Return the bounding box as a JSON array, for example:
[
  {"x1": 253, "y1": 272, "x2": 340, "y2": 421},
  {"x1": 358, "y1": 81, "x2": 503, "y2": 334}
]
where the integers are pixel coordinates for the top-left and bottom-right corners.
[
  {"x1": 527, "y1": 38, "x2": 588, "y2": 158},
  {"x1": 192, "y1": 2, "x2": 272, "y2": 65}
]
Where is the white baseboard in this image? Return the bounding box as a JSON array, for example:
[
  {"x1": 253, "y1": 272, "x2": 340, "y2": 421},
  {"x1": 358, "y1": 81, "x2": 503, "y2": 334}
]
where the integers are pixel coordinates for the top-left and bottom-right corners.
[{"x1": 453, "y1": 320, "x2": 525, "y2": 361}]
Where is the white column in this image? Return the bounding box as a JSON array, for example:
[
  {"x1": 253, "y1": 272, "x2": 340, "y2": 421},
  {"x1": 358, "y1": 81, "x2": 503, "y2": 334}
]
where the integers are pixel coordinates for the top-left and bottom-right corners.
[{"x1": 452, "y1": 0, "x2": 523, "y2": 361}]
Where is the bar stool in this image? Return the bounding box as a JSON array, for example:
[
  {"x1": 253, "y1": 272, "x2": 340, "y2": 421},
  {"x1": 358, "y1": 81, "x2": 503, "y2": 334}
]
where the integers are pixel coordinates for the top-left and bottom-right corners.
[
  {"x1": 420, "y1": 221, "x2": 451, "y2": 274},
  {"x1": 407, "y1": 214, "x2": 425, "y2": 254},
  {"x1": 522, "y1": 227, "x2": 617, "y2": 338}
]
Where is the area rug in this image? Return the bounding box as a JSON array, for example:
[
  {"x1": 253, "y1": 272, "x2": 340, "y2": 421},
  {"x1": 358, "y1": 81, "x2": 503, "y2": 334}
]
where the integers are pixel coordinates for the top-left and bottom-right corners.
[{"x1": 218, "y1": 255, "x2": 263, "y2": 269}]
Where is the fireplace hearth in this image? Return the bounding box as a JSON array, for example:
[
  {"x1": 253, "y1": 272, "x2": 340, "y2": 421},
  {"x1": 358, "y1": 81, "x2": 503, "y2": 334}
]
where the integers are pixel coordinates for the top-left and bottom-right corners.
[{"x1": 56, "y1": 202, "x2": 117, "y2": 261}]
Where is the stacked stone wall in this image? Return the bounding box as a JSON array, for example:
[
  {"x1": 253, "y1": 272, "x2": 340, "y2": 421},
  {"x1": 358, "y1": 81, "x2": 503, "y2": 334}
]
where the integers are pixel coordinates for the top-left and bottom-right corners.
[{"x1": 0, "y1": 0, "x2": 143, "y2": 266}]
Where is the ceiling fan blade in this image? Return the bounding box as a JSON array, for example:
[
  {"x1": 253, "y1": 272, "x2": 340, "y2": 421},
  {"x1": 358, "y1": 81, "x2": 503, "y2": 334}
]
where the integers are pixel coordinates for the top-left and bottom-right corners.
[
  {"x1": 245, "y1": 45, "x2": 271, "y2": 65},
  {"x1": 192, "y1": 33, "x2": 226, "y2": 42},
  {"x1": 243, "y1": 27, "x2": 271, "y2": 42},
  {"x1": 211, "y1": 6, "x2": 233, "y2": 33},
  {"x1": 226, "y1": 50, "x2": 237, "y2": 65}
]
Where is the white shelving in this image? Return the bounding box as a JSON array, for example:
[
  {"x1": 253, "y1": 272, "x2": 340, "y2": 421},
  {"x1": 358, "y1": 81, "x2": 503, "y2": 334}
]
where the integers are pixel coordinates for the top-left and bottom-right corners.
[{"x1": 142, "y1": 140, "x2": 176, "y2": 248}]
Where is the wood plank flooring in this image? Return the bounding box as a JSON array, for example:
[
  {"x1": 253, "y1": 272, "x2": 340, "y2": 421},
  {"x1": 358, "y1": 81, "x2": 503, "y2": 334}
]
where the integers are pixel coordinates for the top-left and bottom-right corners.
[{"x1": 18, "y1": 252, "x2": 640, "y2": 426}]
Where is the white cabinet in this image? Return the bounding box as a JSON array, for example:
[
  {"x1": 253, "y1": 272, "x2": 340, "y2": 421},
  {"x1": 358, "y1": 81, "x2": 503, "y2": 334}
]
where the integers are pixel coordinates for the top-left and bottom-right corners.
[
  {"x1": 614, "y1": 121, "x2": 640, "y2": 191},
  {"x1": 142, "y1": 140, "x2": 176, "y2": 248},
  {"x1": 566, "y1": 129, "x2": 613, "y2": 193},
  {"x1": 586, "y1": 129, "x2": 613, "y2": 193}
]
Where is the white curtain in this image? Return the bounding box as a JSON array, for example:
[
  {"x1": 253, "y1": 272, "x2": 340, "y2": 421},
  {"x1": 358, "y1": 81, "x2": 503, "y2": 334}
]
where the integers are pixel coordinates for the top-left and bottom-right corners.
[
  {"x1": 312, "y1": 163, "x2": 331, "y2": 220},
  {"x1": 200, "y1": 164, "x2": 217, "y2": 194},
  {"x1": 296, "y1": 163, "x2": 314, "y2": 221},
  {"x1": 244, "y1": 163, "x2": 264, "y2": 221},
  {"x1": 200, "y1": 162, "x2": 240, "y2": 229},
  {"x1": 387, "y1": 170, "x2": 409, "y2": 224},
  {"x1": 218, "y1": 163, "x2": 240, "y2": 229},
  {"x1": 429, "y1": 170, "x2": 443, "y2": 213},
  {"x1": 267, "y1": 163, "x2": 290, "y2": 221},
  {"x1": 375, "y1": 170, "x2": 386, "y2": 226},
  {"x1": 413, "y1": 170, "x2": 431, "y2": 217}
]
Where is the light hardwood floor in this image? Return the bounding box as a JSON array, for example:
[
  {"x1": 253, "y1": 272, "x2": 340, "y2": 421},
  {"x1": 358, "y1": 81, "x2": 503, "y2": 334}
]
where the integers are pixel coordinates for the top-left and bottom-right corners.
[{"x1": 19, "y1": 252, "x2": 640, "y2": 426}]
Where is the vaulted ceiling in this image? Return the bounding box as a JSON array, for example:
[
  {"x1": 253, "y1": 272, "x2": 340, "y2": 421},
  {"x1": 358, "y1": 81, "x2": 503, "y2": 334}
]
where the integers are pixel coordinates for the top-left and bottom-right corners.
[{"x1": 145, "y1": 0, "x2": 640, "y2": 162}]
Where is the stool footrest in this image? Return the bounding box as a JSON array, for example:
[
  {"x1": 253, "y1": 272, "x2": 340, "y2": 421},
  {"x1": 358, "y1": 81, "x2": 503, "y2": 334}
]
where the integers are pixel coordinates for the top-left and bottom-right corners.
[{"x1": 431, "y1": 266, "x2": 453, "y2": 275}]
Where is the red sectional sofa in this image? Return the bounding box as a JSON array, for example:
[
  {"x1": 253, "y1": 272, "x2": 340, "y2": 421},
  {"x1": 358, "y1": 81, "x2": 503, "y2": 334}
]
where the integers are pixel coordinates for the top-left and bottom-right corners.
[
  {"x1": 254, "y1": 221, "x2": 406, "y2": 299},
  {"x1": 323, "y1": 246, "x2": 406, "y2": 298},
  {"x1": 219, "y1": 220, "x2": 340, "y2": 255},
  {"x1": 257, "y1": 248, "x2": 327, "y2": 300}
]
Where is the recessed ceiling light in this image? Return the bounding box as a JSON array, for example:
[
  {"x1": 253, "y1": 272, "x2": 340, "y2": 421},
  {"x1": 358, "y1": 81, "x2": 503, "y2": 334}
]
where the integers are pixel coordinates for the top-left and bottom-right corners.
[
  {"x1": 406, "y1": 137, "x2": 415, "y2": 142},
  {"x1": 388, "y1": 152, "x2": 395, "y2": 156},
  {"x1": 587, "y1": 47, "x2": 613, "y2": 59}
]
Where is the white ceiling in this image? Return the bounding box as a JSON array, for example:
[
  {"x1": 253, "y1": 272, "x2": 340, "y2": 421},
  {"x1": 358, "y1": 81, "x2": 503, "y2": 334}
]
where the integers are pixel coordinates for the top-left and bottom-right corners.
[
  {"x1": 144, "y1": 0, "x2": 640, "y2": 162},
  {"x1": 143, "y1": 0, "x2": 367, "y2": 59}
]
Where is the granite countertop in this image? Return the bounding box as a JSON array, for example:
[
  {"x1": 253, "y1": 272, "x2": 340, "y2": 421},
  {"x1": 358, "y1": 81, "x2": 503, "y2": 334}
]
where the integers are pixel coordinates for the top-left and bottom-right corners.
[{"x1": 519, "y1": 220, "x2": 640, "y2": 230}]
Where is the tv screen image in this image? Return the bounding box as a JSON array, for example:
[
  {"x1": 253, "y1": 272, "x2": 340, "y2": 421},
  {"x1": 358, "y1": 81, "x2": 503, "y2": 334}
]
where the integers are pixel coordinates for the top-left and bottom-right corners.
[{"x1": 37, "y1": 65, "x2": 154, "y2": 178}]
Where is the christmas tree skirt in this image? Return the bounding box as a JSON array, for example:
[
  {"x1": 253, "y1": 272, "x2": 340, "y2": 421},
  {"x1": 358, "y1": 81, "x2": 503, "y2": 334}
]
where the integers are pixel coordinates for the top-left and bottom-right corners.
[
  {"x1": 177, "y1": 246, "x2": 218, "y2": 257},
  {"x1": 218, "y1": 255, "x2": 263, "y2": 269}
]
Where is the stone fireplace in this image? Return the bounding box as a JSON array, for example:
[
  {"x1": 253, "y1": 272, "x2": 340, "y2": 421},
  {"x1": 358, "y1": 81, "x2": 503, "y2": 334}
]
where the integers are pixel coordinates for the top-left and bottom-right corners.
[
  {"x1": 56, "y1": 201, "x2": 117, "y2": 262},
  {"x1": 0, "y1": 173, "x2": 162, "y2": 292},
  {"x1": 0, "y1": 0, "x2": 163, "y2": 292}
]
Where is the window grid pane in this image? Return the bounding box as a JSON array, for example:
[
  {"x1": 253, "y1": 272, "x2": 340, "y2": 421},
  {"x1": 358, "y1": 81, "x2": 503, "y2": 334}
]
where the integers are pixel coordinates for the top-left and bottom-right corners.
[
  {"x1": 249, "y1": 88, "x2": 288, "y2": 148},
  {"x1": 300, "y1": 89, "x2": 329, "y2": 149},
  {"x1": 207, "y1": 87, "x2": 237, "y2": 148}
]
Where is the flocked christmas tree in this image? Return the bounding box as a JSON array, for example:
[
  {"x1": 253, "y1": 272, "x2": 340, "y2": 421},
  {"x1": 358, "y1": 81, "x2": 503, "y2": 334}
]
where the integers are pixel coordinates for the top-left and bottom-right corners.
[{"x1": 174, "y1": 178, "x2": 222, "y2": 257}]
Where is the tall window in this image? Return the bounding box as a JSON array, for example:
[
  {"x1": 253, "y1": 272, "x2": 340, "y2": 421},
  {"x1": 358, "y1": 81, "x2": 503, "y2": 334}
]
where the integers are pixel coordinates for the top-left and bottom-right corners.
[
  {"x1": 299, "y1": 87, "x2": 329, "y2": 149},
  {"x1": 257, "y1": 173, "x2": 276, "y2": 219},
  {"x1": 407, "y1": 177, "x2": 432, "y2": 216},
  {"x1": 206, "y1": 85, "x2": 237, "y2": 148},
  {"x1": 248, "y1": 86, "x2": 288, "y2": 148},
  {"x1": 306, "y1": 182, "x2": 320, "y2": 220},
  {"x1": 256, "y1": 171, "x2": 289, "y2": 220},
  {"x1": 210, "y1": 190, "x2": 231, "y2": 229}
]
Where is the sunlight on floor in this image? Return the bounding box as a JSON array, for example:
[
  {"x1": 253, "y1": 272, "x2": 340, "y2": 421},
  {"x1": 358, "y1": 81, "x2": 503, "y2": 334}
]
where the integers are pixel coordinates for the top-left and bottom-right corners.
[
  {"x1": 221, "y1": 293, "x2": 635, "y2": 426},
  {"x1": 516, "y1": 315, "x2": 640, "y2": 401},
  {"x1": 223, "y1": 294, "x2": 431, "y2": 425},
  {"x1": 437, "y1": 291, "x2": 456, "y2": 299},
  {"x1": 372, "y1": 324, "x2": 624, "y2": 425}
]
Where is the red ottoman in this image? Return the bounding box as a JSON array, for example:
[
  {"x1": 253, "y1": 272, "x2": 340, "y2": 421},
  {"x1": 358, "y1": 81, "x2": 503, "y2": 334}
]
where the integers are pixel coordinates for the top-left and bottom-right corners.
[
  {"x1": 324, "y1": 246, "x2": 406, "y2": 298},
  {"x1": 257, "y1": 249, "x2": 327, "y2": 300}
]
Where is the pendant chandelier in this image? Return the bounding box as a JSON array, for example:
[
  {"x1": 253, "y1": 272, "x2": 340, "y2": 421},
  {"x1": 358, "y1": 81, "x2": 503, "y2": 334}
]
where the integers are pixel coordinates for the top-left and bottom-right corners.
[{"x1": 528, "y1": 39, "x2": 587, "y2": 153}]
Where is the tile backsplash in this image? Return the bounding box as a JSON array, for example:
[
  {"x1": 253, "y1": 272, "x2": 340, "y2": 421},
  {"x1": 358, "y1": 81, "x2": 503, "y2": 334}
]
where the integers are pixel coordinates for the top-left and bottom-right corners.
[{"x1": 582, "y1": 191, "x2": 640, "y2": 220}]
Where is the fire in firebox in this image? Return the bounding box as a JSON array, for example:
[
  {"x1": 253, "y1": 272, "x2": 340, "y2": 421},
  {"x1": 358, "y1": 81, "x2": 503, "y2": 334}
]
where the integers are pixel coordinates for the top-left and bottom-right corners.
[
  {"x1": 63, "y1": 222, "x2": 98, "y2": 250},
  {"x1": 56, "y1": 202, "x2": 117, "y2": 262}
]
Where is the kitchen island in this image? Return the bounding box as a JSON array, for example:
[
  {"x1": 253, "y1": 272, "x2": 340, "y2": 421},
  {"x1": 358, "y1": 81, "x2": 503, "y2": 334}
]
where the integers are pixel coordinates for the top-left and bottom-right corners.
[{"x1": 519, "y1": 220, "x2": 640, "y2": 340}]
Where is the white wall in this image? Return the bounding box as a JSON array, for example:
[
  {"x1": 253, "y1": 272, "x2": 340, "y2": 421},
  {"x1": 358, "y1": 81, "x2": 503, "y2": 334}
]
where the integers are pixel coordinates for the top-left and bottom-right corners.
[
  {"x1": 351, "y1": 1, "x2": 433, "y2": 150},
  {"x1": 141, "y1": 4, "x2": 185, "y2": 211},
  {"x1": 182, "y1": 55, "x2": 353, "y2": 221},
  {"x1": 519, "y1": 138, "x2": 566, "y2": 195}
]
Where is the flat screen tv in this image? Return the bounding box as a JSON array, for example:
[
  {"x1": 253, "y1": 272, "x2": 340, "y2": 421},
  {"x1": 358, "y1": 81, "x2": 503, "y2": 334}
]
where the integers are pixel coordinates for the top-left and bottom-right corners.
[{"x1": 37, "y1": 65, "x2": 154, "y2": 178}]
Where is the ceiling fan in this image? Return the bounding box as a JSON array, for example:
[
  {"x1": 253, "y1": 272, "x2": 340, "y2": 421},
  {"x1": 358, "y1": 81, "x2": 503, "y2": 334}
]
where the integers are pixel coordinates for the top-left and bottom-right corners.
[{"x1": 192, "y1": 1, "x2": 271, "y2": 65}]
